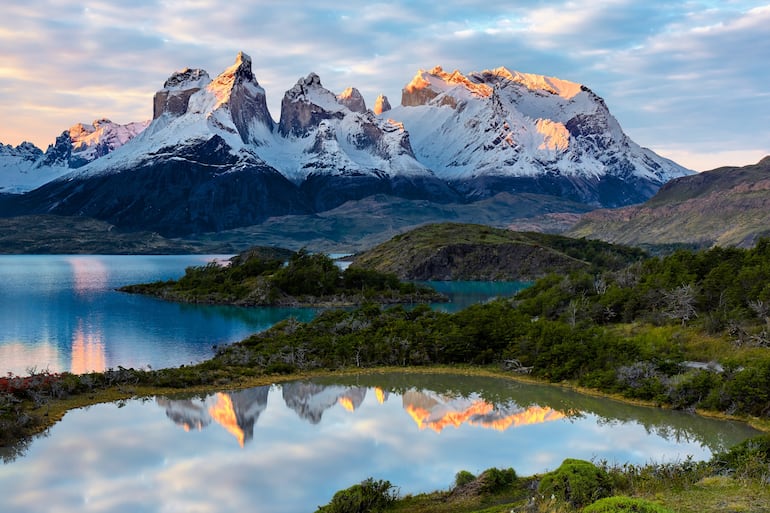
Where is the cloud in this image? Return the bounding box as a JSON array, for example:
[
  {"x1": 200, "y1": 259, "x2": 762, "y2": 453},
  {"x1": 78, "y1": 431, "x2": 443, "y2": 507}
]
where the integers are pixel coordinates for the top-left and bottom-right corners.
[{"x1": 0, "y1": 1, "x2": 767, "y2": 170}]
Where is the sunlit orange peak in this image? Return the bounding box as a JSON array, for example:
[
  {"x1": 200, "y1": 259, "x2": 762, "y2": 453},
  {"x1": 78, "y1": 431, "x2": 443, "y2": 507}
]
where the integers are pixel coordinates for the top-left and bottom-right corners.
[
  {"x1": 472, "y1": 406, "x2": 566, "y2": 431},
  {"x1": 375, "y1": 387, "x2": 386, "y2": 404},
  {"x1": 338, "y1": 396, "x2": 355, "y2": 412},
  {"x1": 208, "y1": 393, "x2": 245, "y2": 447}
]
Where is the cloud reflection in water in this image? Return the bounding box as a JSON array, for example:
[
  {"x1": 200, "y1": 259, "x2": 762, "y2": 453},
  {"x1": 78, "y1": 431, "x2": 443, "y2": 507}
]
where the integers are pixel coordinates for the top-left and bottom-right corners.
[{"x1": 0, "y1": 374, "x2": 761, "y2": 513}]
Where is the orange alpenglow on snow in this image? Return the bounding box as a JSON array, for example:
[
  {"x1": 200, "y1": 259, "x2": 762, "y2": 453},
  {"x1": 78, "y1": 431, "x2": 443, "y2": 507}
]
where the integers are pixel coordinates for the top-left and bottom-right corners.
[
  {"x1": 208, "y1": 393, "x2": 245, "y2": 447},
  {"x1": 338, "y1": 396, "x2": 356, "y2": 412},
  {"x1": 404, "y1": 398, "x2": 565, "y2": 433}
]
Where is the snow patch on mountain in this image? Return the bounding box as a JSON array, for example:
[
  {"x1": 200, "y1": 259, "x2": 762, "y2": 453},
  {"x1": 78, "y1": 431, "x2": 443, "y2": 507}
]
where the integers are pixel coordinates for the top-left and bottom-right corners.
[
  {"x1": 388, "y1": 65, "x2": 691, "y2": 184},
  {"x1": 0, "y1": 118, "x2": 148, "y2": 193}
]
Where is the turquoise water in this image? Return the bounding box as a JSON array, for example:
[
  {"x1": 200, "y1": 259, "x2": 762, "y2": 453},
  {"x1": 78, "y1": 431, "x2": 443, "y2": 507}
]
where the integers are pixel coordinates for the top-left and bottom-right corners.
[
  {"x1": 0, "y1": 373, "x2": 760, "y2": 513},
  {"x1": 0, "y1": 255, "x2": 528, "y2": 376},
  {"x1": 0, "y1": 255, "x2": 318, "y2": 376}
]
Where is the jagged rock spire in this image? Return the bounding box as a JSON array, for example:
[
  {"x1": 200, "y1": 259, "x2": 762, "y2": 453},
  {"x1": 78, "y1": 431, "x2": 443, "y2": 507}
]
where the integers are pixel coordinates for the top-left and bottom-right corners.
[
  {"x1": 373, "y1": 94, "x2": 391, "y2": 115},
  {"x1": 337, "y1": 87, "x2": 367, "y2": 113}
]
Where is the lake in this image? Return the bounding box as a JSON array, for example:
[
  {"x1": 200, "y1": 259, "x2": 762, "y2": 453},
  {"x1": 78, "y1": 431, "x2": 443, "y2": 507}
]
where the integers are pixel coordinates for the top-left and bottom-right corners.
[
  {"x1": 0, "y1": 256, "x2": 762, "y2": 512},
  {"x1": 0, "y1": 255, "x2": 527, "y2": 376},
  {"x1": 0, "y1": 372, "x2": 760, "y2": 513}
]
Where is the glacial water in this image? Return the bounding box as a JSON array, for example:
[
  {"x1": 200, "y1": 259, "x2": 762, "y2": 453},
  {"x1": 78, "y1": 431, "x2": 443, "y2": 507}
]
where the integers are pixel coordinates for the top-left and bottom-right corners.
[
  {"x1": 0, "y1": 255, "x2": 527, "y2": 376},
  {"x1": 0, "y1": 254, "x2": 318, "y2": 376},
  {"x1": 0, "y1": 373, "x2": 760, "y2": 513}
]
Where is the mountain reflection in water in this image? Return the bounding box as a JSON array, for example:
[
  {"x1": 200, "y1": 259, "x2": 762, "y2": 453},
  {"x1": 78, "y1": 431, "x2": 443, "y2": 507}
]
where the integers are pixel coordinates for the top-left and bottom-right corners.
[
  {"x1": 1, "y1": 373, "x2": 763, "y2": 513},
  {"x1": 159, "y1": 381, "x2": 587, "y2": 445}
]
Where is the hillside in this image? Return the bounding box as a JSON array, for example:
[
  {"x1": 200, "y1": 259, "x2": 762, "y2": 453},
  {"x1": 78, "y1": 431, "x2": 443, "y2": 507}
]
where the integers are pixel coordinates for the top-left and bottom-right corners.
[
  {"x1": 0, "y1": 215, "x2": 236, "y2": 254},
  {"x1": 351, "y1": 223, "x2": 646, "y2": 280},
  {"x1": 568, "y1": 156, "x2": 770, "y2": 248}
]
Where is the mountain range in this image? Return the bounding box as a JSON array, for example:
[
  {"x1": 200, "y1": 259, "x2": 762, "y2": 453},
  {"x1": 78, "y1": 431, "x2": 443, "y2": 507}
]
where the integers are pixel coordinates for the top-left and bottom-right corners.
[{"x1": 0, "y1": 52, "x2": 691, "y2": 237}]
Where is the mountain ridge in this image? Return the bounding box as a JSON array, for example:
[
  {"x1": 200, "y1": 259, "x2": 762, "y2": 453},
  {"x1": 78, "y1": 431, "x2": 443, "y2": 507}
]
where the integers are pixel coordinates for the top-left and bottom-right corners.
[
  {"x1": 0, "y1": 52, "x2": 692, "y2": 237},
  {"x1": 567, "y1": 156, "x2": 770, "y2": 248}
]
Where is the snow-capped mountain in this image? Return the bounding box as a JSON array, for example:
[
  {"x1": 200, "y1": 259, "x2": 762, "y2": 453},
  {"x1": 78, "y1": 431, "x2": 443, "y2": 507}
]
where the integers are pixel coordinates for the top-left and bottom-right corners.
[
  {"x1": 0, "y1": 119, "x2": 147, "y2": 194},
  {"x1": 0, "y1": 52, "x2": 692, "y2": 236},
  {"x1": 388, "y1": 66, "x2": 691, "y2": 206}
]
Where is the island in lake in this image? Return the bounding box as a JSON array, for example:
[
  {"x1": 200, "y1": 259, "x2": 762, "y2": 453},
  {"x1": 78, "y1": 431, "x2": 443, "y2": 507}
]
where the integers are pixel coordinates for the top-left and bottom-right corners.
[{"x1": 119, "y1": 247, "x2": 446, "y2": 307}]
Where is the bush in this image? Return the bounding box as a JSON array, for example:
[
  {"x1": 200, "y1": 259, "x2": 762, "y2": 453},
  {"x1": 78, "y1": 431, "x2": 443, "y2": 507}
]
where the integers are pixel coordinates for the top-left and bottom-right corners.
[
  {"x1": 538, "y1": 459, "x2": 611, "y2": 508},
  {"x1": 712, "y1": 433, "x2": 770, "y2": 479},
  {"x1": 454, "y1": 470, "x2": 475, "y2": 488},
  {"x1": 316, "y1": 478, "x2": 397, "y2": 513},
  {"x1": 479, "y1": 467, "x2": 517, "y2": 493},
  {"x1": 583, "y1": 496, "x2": 674, "y2": 513}
]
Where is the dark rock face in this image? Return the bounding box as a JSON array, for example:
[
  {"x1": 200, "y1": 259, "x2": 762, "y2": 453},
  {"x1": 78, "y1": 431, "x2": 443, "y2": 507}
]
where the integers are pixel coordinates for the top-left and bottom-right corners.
[
  {"x1": 300, "y1": 173, "x2": 461, "y2": 212},
  {"x1": 9, "y1": 136, "x2": 310, "y2": 237},
  {"x1": 153, "y1": 68, "x2": 210, "y2": 119},
  {"x1": 215, "y1": 52, "x2": 274, "y2": 143},
  {"x1": 337, "y1": 87, "x2": 367, "y2": 113},
  {"x1": 41, "y1": 132, "x2": 72, "y2": 167},
  {"x1": 278, "y1": 73, "x2": 341, "y2": 137},
  {"x1": 451, "y1": 173, "x2": 658, "y2": 208}
]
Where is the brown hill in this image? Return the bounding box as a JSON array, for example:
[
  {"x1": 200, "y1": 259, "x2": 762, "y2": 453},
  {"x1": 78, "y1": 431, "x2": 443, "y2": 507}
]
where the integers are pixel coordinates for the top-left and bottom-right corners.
[{"x1": 567, "y1": 156, "x2": 770, "y2": 248}]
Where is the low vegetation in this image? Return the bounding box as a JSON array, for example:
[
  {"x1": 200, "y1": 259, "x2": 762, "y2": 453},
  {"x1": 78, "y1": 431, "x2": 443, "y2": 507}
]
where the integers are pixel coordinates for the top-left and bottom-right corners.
[
  {"x1": 119, "y1": 248, "x2": 445, "y2": 306},
  {"x1": 318, "y1": 435, "x2": 770, "y2": 512}
]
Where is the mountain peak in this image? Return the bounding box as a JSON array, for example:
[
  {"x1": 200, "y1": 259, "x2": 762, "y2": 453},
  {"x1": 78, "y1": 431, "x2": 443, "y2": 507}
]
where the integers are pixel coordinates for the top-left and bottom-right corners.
[
  {"x1": 402, "y1": 66, "x2": 492, "y2": 107},
  {"x1": 154, "y1": 68, "x2": 211, "y2": 119},
  {"x1": 278, "y1": 72, "x2": 345, "y2": 137},
  {"x1": 473, "y1": 67, "x2": 583, "y2": 99},
  {"x1": 373, "y1": 94, "x2": 391, "y2": 115},
  {"x1": 209, "y1": 51, "x2": 261, "y2": 102},
  {"x1": 337, "y1": 87, "x2": 367, "y2": 113},
  {"x1": 162, "y1": 68, "x2": 211, "y2": 92}
]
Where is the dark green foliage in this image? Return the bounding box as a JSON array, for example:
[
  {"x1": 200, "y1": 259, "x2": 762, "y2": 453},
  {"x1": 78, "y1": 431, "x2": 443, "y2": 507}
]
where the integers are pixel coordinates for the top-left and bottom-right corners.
[
  {"x1": 454, "y1": 470, "x2": 476, "y2": 488},
  {"x1": 272, "y1": 249, "x2": 341, "y2": 296},
  {"x1": 315, "y1": 478, "x2": 397, "y2": 513},
  {"x1": 120, "y1": 247, "x2": 442, "y2": 306},
  {"x1": 516, "y1": 239, "x2": 770, "y2": 328},
  {"x1": 583, "y1": 496, "x2": 674, "y2": 513},
  {"x1": 537, "y1": 458, "x2": 611, "y2": 508},
  {"x1": 712, "y1": 434, "x2": 770, "y2": 478},
  {"x1": 478, "y1": 467, "x2": 517, "y2": 493}
]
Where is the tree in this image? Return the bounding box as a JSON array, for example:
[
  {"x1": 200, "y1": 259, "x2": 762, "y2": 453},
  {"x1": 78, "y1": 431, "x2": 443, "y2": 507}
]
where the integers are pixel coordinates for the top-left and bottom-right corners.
[{"x1": 663, "y1": 283, "x2": 698, "y2": 326}]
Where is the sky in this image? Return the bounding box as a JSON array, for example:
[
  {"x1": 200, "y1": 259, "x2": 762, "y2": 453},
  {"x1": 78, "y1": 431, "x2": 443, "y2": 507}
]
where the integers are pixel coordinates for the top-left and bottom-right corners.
[{"x1": 0, "y1": 1, "x2": 768, "y2": 172}]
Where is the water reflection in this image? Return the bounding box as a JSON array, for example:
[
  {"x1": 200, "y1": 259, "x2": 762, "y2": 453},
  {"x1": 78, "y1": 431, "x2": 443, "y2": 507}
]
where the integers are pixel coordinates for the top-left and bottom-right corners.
[
  {"x1": 67, "y1": 256, "x2": 108, "y2": 295},
  {"x1": 155, "y1": 376, "x2": 758, "y2": 453},
  {"x1": 0, "y1": 373, "x2": 762, "y2": 513},
  {"x1": 158, "y1": 387, "x2": 269, "y2": 447},
  {"x1": 70, "y1": 320, "x2": 106, "y2": 374},
  {"x1": 0, "y1": 255, "x2": 318, "y2": 376}
]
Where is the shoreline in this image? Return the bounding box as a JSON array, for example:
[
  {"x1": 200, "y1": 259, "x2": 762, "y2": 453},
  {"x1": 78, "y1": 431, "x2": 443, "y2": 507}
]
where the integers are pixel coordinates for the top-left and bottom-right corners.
[{"x1": 9, "y1": 363, "x2": 767, "y2": 452}]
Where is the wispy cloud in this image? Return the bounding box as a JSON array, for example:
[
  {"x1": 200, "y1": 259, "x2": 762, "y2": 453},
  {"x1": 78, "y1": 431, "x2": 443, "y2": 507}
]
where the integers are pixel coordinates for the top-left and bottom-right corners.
[{"x1": 0, "y1": 0, "x2": 767, "y2": 170}]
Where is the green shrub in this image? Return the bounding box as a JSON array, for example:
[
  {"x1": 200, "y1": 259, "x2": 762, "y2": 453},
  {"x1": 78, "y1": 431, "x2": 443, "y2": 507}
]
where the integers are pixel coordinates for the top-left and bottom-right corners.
[
  {"x1": 454, "y1": 470, "x2": 476, "y2": 488},
  {"x1": 583, "y1": 496, "x2": 674, "y2": 513},
  {"x1": 538, "y1": 459, "x2": 611, "y2": 508},
  {"x1": 479, "y1": 467, "x2": 517, "y2": 493},
  {"x1": 712, "y1": 433, "x2": 770, "y2": 479},
  {"x1": 316, "y1": 478, "x2": 397, "y2": 513}
]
